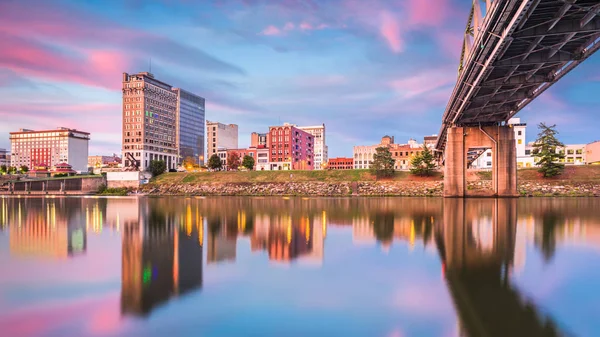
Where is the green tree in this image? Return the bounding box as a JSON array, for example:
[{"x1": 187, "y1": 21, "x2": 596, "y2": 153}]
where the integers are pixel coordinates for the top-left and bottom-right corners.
[
  {"x1": 19, "y1": 165, "x2": 29, "y2": 173},
  {"x1": 410, "y1": 145, "x2": 436, "y2": 176},
  {"x1": 370, "y1": 146, "x2": 395, "y2": 178},
  {"x1": 532, "y1": 123, "x2": 565, "y2": 178},
  {"x1": 7, "y1": 166, "x2": 17, "y2": 174},
  {"x1": 227, "y1": 152, "x2": 241, "y2": 171},
  {"x1": 0, "y1": 165, "x2": 6, "y2": 174},
  {"x1": 148, "y1": 160, "x2": 166, "y2": 177},
  {"x1": 207, "y1": 154, "x2": 222, "y2": 170},
  {"x1": 241, "y1": 155, "x2": 255, "y2": 170}
]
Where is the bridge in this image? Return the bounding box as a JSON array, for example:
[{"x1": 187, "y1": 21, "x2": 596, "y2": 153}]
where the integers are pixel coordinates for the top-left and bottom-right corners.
[{"x1": 435, "y1": 0, "x2": 600, "y2": 197}]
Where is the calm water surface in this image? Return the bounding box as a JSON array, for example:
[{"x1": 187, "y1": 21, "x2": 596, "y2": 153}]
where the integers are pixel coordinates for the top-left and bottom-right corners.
[{"x1": 0, "y1": 196, "x2": 599, "y2": 337}]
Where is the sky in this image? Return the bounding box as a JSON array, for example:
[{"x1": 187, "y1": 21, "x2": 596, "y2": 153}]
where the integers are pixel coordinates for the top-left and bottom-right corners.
[{"x1": 1, "y1": 0, "x2": 599, "y2": 157}]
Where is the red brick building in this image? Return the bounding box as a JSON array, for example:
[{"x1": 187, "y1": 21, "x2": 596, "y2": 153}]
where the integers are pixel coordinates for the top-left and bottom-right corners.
[
  {"x1": 328, "y1": 157, "x2": 354, "y2": 170},
  {"x1": 268, "y1": 125, "x2": 314, "y2": 170}
]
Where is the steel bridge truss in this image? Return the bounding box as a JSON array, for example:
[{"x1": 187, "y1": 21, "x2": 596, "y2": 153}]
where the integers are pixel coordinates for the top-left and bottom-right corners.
[{"x1": 436, "y1": 0, "x2": 600, "y2": 152}]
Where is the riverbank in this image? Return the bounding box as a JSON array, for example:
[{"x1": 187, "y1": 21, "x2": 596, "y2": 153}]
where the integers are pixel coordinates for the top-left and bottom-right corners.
[{"x1": 141, "y1": 166, "x2": 600, "y2": 197}]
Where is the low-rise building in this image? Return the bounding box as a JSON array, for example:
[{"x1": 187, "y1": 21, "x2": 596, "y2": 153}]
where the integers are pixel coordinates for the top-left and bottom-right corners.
[
  {"x1": 88, "y1": 154, "x2": 121, "y2": 168},
  {"x1": 226, "y1": 148, "x2": 257, "y2": 170},
  {"x1": 353, "y1": 136, "x2": 424, "y2": 170},
  {"x1": 10, "y1": 127, "x2": 90, "y2": 173},
  {"x1": 586, "y1": 141, "x2": 600, "y2": 164},
  {"x1": 390, "y1": 139, "x2": 423, "y2": 170},
  {"x1": 0, "y1": 148, "x2": 8, "y2": 167},
  {"x1": 328, "y1": 157, "x2": 354, "y2": 170},
  {"x1": 250, "y1": 132, "x2": 267, "y2": 147},
  {"x1": 256, "y1": 146, "x2": 270, "y2": 171}
]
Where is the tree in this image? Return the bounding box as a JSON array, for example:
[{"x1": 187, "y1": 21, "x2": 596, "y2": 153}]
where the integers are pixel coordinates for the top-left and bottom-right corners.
[
  {"x1": 19, "y1": 165, "x2": 29, "y2": 173},
  {"x1": 410, "y1": 145, "x2": 436, "y2": 176},
  {"x1": 208, "y1": 154, "x2": 222, "y2": 170},
  {"x1": 7, "y1": 166, "x2": 17, "y2": 174},
  {"x1": 183, "y1": 156, "x2": 196, "y2": 169},
  {"x1": 370, "y1": 146, "x2": 395, "y2": 178},
  {"x1": 0, "y1": 165, "x2": 6, "y2": 174},
  {"x1": 241, "y1": 155, "x2": 255, "y2": 170},
  {"x1": 148, "y1": 160, "x2": 166, "y2": 177},
  {"x1": 227, "y1": 152, "x2": 241, "y2": 171},
  {"x1": 532, "y1": 123, "x2": 565, "y2": 178}
]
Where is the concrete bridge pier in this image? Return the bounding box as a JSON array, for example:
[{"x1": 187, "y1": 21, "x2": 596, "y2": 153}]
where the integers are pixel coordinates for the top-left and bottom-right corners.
[{"x1": 444, "y1": 125, "x2": 518, "y2": 197}]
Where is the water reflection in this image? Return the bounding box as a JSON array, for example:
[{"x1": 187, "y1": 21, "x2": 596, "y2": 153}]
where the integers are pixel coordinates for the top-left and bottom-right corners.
[{"x1": 0, "y1": 196, "x2": 599, "y2": 336}]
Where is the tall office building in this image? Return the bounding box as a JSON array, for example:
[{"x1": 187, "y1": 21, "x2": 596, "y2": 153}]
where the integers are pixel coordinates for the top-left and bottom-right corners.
[
  {"x1": 122, "y1": 72, "x2": 177, "y2": 171},
  {"x1": 9, "y1": 127, "x2": 90, "y2": 172},
  {"x1": 206, "y1": 121, "x2": 238, "y2": 157},
  {"x1": 298, "y1": 124, "x2": 327, "y2": 170},
  {"x1": 173, "y1": 88, "x2": 206, "y2": 165}
]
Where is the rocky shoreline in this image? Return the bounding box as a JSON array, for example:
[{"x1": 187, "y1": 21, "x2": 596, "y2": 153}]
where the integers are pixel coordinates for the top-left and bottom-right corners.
[{"x1": 141, "y1": 180, "x2": 600, "y2": 197}]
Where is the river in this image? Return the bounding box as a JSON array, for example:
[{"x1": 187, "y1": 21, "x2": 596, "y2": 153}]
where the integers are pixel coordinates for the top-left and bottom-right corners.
[{"x1": 0, "y1": 196, "x2": 598, "y2": 337}]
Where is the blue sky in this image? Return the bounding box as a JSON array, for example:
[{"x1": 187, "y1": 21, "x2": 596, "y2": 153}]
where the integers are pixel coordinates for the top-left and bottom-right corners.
[{"x1": 1, "y1": 0, "x2": 599, "y2": 156}]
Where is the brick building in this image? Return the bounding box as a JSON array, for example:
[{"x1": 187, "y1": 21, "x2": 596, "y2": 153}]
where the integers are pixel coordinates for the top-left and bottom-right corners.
[
  {"x1": 268, "y1": 125, "x2": 314, "y2": 170},
  {"x1": 328, "y1": 157, "x2": 354, "y2": 170},
  {"x1": 226, "y1": 148, "x2": 257, "y2": 170}
]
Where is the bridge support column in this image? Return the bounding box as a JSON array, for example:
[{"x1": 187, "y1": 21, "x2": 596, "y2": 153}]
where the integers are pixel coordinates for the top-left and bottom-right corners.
[{"x1": 444, "y1": 125, "x2": 518, "y2": 197}]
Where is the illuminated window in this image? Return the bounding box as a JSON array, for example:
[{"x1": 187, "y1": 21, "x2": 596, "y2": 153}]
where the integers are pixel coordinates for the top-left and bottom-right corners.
[{"x1": 518, "y1": 139, "x2": 522, "y2": 144}]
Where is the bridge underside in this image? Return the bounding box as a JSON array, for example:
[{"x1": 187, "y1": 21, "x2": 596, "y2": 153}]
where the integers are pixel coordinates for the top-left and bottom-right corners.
[{"x1": 437, "y1": 0, "x2": 600, "y2": 153}]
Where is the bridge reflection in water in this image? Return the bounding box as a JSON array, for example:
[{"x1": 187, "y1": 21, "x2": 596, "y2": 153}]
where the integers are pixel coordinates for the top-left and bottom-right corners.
[{"x1": 437, "y1": 198, "x2": 562, "y2": 337}]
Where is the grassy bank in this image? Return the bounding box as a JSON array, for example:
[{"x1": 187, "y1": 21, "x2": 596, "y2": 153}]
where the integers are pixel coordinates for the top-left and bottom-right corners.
[
  {"x1": 151, "y1": 169, "x2": 442, "y2": 184},
  {"x1": 151, "y1": 166, "x2": 600, "y2": 185}
]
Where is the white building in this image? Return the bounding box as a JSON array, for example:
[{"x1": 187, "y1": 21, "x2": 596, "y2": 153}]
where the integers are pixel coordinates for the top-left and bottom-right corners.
[
  {"x1": 353, "y1": 145, "x2": 378, "y2": 169},
  {"x1": 9, "y1": 127, "x2": 90, "y2": 172},
  {"x1": 255, "y1": 147, "x2": 270, "y2": 171},
  {"x1": 297, "y1": 124, "x2": 327, "y2": 170},
  {"x1": 207, "y1": 121, "x2": 238, "y2": 157},
  {"x1": 471, "y1": 118, "x2": 587, "y2": 169}
]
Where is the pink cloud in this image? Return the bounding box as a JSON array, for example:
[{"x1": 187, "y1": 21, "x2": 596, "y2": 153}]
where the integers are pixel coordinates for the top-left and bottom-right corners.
[
  {"x1": 261, "y1": 25, "x2": 282, "y2": 36},
  {"x1": 380, "y1": 11, "x2": 403, "y2": 53},
  {"x1": 406, "y1": 0, "x2": 449, "y2": 26},
  {"x1": 390, "y1": 69, "x2": 456, "y2": 98},
  {"x1": 299, "y1": 22, "x2": 313, "y2": 30},
  {"x1": 283, "y1": 22, "x2": 295, "y2": 31}
]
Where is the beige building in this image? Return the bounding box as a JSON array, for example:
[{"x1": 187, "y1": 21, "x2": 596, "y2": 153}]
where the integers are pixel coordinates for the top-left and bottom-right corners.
[
  {"x1": 207, "y1": 121, "x2": 238, "y2": 157},
  {"x1": 10, "y1": 127, "x2": 90, "y2": 172},
  {"x1": 586, "y1": 141, "x2": 600, "y2": 164},
  {"x1": 297, "y1": 124, "x2": 328, "y2": 170},
  {"x1": 122, "y1": 72, "x2": 178, "y2": 171}
]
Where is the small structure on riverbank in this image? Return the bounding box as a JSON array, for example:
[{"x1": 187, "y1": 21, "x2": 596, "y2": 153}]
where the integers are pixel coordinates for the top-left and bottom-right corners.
[
  {"x1": 29, "y1": 163, "x2": 50, "y2": 178},
  {"x1": 51, "y1": 162, "x2": 77, "y2": 177}
]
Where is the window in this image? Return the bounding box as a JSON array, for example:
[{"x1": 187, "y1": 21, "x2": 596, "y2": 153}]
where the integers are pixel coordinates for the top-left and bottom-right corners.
[
  {"x1": 486, "y1": 161, "x2": 492, "y2": 166},
  {"x1": 525, "y1": 149, "x2": 531, "y2": 155},
  {"x1": 518, "y1": 131, "x2": 522, "y2": 136},
  {"x1": 487, "y1": 152, "x2": 491, "y2": 157},
  {"x1": 518, "y1": 139, "x2": 522, "y2": 144}
]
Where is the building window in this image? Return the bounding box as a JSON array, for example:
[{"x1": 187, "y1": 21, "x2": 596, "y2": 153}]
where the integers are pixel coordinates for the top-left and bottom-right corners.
[
  {"x1": 518, "y1": 131, "x2": 522, "y2": 135},
  {"x1": 525, "y1": 150, "x2": 531, "y2": 155},
  {"x1": 518, "y1": 139, "x2": 522, "y2": 144}
]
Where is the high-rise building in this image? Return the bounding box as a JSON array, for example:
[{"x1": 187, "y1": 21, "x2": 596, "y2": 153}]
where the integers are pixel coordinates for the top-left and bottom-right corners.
[
  {"x1": 122, "y1": 72, "x2": 177, "y2": 171},
  {"x1": 268, "y1": 124, "x2": 314, "y2": 170},
  {"x1": 173, "y1": 88, "x2": 206, "y2": 165},
  {"x1": 206, "y1": 121, "x2": 238, "y2": 157},
  {"x1": 250, "y1": 132, "x2": 267, "y2": 147},
  {"x1": 297, "y1": 124, "x2": 327, "y2": 170},
  {"x1": 9, "y1": 127, "x2": 90, "y2": 172}
]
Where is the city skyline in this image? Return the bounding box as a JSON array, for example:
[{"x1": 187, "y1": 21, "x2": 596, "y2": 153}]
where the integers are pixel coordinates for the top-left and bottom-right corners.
[{"x1": 1, "y1": 0, "x2": 600, "y2": 158}]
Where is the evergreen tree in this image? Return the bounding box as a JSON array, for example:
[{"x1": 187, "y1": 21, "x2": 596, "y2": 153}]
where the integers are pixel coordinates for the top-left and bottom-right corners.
[
  {"x1": 227, "y1": 152, "x2": 241, "y2": 170},
  {"x1": 370, "y1": 146, "x2": 395, "y2": 178},
  {"x1": 207, "y1": 154, "x2": 222, "y2": 170},
  {"x1": 532, "y1": 123, "x2": 565, "y2": 178},
  {"x1": 410, "y1": 145, "x2": 436, "y2": 176},
  {"x1": 19, "y1": 165, "x2": 29, "y2": 173},
  {"x1": 241, "y1": 155, "x2": 255, "y2": 170}
]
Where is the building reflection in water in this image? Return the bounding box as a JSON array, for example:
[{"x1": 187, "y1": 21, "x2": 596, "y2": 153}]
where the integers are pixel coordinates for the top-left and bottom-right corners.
[
  {"x1": 2, "y1": 197, "x2": 87, "y2": 258},
  {"x1": 1, "y1": 196, "x2": 599, "y2": 332},
  {"x1": 121, "y1": 198, "x2": 204, "y2": 317}
]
